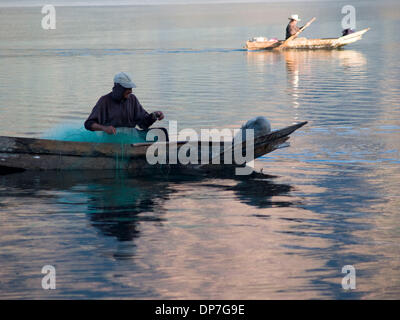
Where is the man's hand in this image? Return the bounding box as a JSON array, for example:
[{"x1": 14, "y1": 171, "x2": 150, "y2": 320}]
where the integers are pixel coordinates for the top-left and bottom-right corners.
[
  {"x1": 103, "y1": 125, "x2": 116, "y2": 135},
  {"x1": 153, "y1": 111, "x2": 164, "y2": 121},
  {"x1": 90, "y1": 123, "x2": 116, "y2": 135}
]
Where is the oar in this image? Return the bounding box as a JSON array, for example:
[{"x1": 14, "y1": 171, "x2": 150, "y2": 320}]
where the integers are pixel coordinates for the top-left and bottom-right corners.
[{"x1": 278, "y1": 17, "x2": 316, "y2": 50}]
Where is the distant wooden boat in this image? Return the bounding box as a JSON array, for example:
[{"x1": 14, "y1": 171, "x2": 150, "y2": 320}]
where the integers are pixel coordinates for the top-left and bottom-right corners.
[
  {"x1": 0, "y1": 122, "x2": 307, "y2": 174},
  {"x1": 245, "y1": 28, "x2": 369, "y2": 51}
]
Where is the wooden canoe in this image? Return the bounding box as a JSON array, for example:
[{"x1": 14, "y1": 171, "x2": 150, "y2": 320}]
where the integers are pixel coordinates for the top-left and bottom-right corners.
[
  {"x1": 245, "y1": 28, "x2": 369, "y2": 51},
  {"x1": 0, "y1": 122, "x2": 307, "y2": 174}
]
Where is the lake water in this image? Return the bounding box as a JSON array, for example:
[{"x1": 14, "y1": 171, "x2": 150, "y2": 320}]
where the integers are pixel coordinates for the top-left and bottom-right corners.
[{"x1": 0, "y1": 1, "x2": 400, "y2": 299}]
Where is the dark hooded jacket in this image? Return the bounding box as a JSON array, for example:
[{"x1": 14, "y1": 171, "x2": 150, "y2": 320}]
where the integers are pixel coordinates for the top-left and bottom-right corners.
[
  {"x1": 286, "y1": 21, "x2": 301, "y2": 39},
  {"x1": 84, "y1": 84, "x2": 156, "y2": 131}
]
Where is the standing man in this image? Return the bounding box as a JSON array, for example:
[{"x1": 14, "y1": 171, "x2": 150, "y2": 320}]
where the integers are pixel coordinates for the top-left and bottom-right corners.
[
  {"x1": 286, "y1": 14, "x2": 302, "y2": 40},
  {"x1": 84, "y1": 72, "x2": 164, "y2": 134}
]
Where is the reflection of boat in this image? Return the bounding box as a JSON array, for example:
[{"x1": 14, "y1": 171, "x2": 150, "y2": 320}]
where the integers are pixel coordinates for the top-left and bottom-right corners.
[
  {"x1": 0, "y1": 170, "x2": 173, "y2": 245},
  {"x1": 246, "y1": 49, "x2": 367, "y2": 67},
  {"x1": 245, "y1": 28, "x2": 369, "y2": 51},
  {"x1": 0, "y1": 122, "x2": 307, "y2": 174},
  {"x1": 1, "y1": 168, "x2": 297, "y2": 246}
]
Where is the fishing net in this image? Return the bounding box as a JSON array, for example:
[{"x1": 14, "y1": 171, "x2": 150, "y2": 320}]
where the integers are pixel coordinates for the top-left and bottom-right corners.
[{"x1": 41, "y1": 123, "x2": 157, "y2": 144}]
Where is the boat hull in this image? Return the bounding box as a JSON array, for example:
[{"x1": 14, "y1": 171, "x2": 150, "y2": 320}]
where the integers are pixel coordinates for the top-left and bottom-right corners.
[
  {"x1": 245, "y1": 28, "x2": 369, "y2": 51},
  {"x1": 0, "y1": 122, "x2": 307, "y2": 174}
]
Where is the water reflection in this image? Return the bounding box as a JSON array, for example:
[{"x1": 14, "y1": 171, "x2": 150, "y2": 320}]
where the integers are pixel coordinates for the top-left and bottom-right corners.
[
  {"x1": 284, "y1": 51, "x2": 301, "y2": 111},
  {"x1": 284, "y1": 50, "x2": 368, "y2": 112},
  {"x1": 203, "y1": 171, "x2": 296, "y2": 209},
  {"x1": 246, "y1": 49, "x2": 368, "y2": 116},
  {"x1": 0, "y1": 171, "x2": 170, "y2": 246},
  {"x1": 85, "y1": 178, "x2": 169, "y2": 243},
  {"x1": 0, "y1": 169, "x2": 296, "y2": 241},
  {"x1": 245, "y1": 50, "x2": 282, "y2": 70},
  {"x1": 1, "y1": 162, "x2": 398, "y2": 298}
]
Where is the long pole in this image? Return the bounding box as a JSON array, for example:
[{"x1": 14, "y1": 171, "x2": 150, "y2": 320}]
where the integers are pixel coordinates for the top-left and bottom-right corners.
[{"x1": 278, "y1": 17, "x2": 316, "y2": 50}]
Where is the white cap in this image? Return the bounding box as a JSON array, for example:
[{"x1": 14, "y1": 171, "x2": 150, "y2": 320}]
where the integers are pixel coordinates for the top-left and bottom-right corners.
[
  {"x1": 113, "y1": 72, "x2": 136, "y2": 88},
  {"x1": 289, "y1": 14, "x2": 301, "y2": 21}
]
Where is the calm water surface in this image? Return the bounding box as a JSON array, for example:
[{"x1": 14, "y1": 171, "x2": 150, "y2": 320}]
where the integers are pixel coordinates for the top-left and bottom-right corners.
[{"x1": 0, "y1": 1, "x2": 400, "y2": 299}]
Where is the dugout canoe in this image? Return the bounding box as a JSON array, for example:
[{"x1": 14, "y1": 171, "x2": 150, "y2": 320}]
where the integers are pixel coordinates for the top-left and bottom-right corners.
[
  {"x1": 245, "y1": 28, "x2": 369, "y2": 51},
  {"x1": 0, "y1": 121, "x2": 307, "y2": 174}
]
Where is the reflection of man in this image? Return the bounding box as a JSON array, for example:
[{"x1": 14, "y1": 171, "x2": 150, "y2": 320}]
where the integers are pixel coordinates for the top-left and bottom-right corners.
[
  {"x1": 84, "y1": 72, "x2": 164, "y2": 135},
  {"x1": 286, "y1": 14, "x2": 302, "y2": 40}
]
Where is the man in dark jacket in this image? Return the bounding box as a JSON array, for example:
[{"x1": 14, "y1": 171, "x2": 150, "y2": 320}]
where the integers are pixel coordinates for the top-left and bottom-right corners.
[
  {"x1": 286, "y1": 14, "x2": 302, "y2": 40},
  {"x1": 84, "y1": 72, "x2": 164, "y2": 135}
]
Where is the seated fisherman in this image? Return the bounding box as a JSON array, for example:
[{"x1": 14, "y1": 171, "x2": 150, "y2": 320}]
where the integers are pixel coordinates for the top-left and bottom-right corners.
[
  {"x1": 84, "y1": 72, "x2": 164, "y2": 135},
  {"x1": 286, "y1": 14, "x2": 302, "y2": 40}
]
